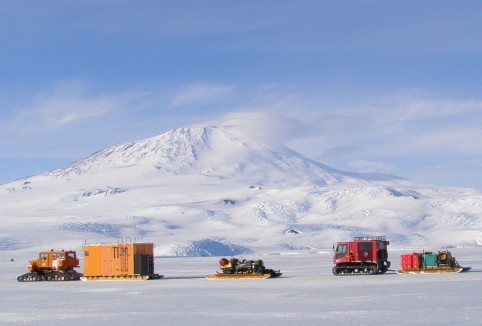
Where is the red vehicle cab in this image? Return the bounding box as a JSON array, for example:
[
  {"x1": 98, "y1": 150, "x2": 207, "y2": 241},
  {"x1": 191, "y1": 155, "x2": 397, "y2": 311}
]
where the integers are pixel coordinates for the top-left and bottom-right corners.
[{"x1": 332, "y1": 236, "x2": 391, "y2": 275}]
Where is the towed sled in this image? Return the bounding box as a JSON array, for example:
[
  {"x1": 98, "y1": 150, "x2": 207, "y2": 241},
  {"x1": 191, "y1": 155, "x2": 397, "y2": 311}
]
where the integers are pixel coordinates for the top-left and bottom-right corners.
[{"x1": 206, "y1": 258, "x2": 282, "y2": 279}]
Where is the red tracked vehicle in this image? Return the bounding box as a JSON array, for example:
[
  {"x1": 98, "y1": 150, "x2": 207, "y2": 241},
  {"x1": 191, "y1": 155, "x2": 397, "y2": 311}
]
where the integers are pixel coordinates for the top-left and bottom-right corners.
[{"x1": 332, "y1": 236, "x2": 391, "y2": 276}]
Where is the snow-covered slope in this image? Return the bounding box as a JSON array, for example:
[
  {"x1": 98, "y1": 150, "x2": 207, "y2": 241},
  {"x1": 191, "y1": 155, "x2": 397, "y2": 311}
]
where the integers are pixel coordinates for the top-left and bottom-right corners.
[{"x1": 1, "y1": 126, "x2": 481, "y2": 255}]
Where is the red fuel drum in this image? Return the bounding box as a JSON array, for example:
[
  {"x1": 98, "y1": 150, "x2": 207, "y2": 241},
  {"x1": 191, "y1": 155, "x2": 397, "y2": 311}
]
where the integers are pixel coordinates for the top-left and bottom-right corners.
[{"x1": 401, "y1": 253, "x2": 421, "y2": 270}]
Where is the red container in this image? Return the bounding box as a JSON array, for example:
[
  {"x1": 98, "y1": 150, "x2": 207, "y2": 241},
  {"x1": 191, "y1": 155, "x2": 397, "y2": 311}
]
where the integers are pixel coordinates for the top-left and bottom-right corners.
[{"x1": 401, "y1": 253, "x2": 420, "y2": 270}]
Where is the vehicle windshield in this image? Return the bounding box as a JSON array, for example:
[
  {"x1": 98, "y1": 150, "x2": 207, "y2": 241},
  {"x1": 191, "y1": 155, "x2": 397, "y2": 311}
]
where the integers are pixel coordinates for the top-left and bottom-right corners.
[{"x1": 335, "y1": 244, "x2": 348, "y2": 259}]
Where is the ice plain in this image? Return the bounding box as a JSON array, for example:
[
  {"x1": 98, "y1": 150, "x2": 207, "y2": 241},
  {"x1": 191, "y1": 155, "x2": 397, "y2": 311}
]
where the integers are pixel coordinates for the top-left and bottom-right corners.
[{"x1": 1, "y1": 247, "x2": 481, "y2": 325}]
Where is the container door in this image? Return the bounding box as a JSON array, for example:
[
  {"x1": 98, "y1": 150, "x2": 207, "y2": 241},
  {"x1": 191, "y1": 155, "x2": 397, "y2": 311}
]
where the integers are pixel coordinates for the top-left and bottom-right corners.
[
  {"x1": 358, "y1": 242, "x2": 372, "y2": 261},
  {"x1": 376, "y1": 241, "x2": 388, "y2": 261},
  {"x1": 111, "y1": 246, "x2": 121, "y2": 275},
  {"x1": 134, "y1": 255, "x2": 152, "y2": 275},
  {"x1": 101, "y1": 246, "x2": 112, "y2": 276}
]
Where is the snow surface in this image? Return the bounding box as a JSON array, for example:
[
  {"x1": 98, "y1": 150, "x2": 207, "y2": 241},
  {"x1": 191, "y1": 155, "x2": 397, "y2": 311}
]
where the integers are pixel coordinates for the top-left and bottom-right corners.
[{"x1": 1, "y1": 248, "x2": 481, "y2": 325}]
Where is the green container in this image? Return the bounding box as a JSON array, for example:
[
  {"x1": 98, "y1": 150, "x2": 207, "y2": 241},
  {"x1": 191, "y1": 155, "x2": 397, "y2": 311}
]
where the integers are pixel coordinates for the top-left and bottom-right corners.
[{"x1": 422, "y1": 253, "x2": 437, "y2": 267}]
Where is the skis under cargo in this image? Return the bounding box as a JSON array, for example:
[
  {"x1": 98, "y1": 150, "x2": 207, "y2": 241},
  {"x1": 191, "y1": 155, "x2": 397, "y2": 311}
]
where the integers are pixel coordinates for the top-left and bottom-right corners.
[
  {"x1": 394, "y1": 267, "x2": 471, "y2": 274},
  {"x1": 206, "y1": 271, "x2": 282, "y2": 279},
  {"x1": 210, "y1": 257, "x2": 282, "y2": 279},
  {"x1": 80, "y1": 274, "x2": 164, "y2": 281}
]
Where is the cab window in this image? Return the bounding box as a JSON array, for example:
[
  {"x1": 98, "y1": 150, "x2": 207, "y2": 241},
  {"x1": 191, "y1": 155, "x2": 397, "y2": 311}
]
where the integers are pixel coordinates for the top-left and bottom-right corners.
[{"x1": 336, "y1": 244, "x2": 348, "y2": 258}]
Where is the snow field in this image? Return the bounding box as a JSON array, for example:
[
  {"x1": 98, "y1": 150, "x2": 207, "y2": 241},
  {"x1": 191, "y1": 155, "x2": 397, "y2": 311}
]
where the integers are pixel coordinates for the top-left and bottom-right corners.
[{"x1": 1, "y1": 248, "x2": 481, "y2": 325}]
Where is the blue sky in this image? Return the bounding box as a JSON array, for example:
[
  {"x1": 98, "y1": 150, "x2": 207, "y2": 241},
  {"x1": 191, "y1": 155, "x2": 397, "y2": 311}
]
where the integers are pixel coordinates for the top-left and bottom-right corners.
[{"x1": 1, "y1": 0, "x2": 482, "y2": 189}]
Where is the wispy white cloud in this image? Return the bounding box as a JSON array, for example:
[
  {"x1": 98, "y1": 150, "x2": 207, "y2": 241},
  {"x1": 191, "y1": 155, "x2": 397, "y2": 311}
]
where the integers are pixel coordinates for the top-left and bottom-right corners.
[
  {"x1": 348, "y1": 159, "x2": 394, "y2": 173},
  {"x1": 266, "y1": 90, "x2": 482, "y2": 183},
  {"x1": 197, "y1": 110, "x2": 304, "y2": 148},
  {"x1": 307, "y1": 114, "x2": 373, "y2": 136},
  {"x1": 180, "y1": 88, "x2": 482, "y2": 163},
  {"x1": 363, "y1": 95, "x2": 482, "y2": 158},
  {"x1": 387, "y1": 127, "x2": 482, "y2": 156},
  {"x1": 169, "y1": 83, "x2": 237, "y2": 108},
  {"x1": 375, "y1": 93, "x2": 482, "y2": 123},
  {"x1": 4, "y1": 80, "x2": 147, "y2": 133}
]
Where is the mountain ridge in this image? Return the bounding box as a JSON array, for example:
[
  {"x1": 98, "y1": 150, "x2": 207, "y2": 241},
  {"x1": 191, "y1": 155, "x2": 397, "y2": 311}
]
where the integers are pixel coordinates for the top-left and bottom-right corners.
[{"x1": 46, "y1": 126, "x2": 407, "y2": 187}]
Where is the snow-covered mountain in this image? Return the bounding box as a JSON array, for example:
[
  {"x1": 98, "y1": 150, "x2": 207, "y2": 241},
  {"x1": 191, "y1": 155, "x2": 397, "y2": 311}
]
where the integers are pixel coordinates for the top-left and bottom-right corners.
[
  {"x1": 1, "y1": 126, "x2": 481, "y2": 255},
  {"x1": 47, "y1": 127, "x2": 394, "y2": 186}
]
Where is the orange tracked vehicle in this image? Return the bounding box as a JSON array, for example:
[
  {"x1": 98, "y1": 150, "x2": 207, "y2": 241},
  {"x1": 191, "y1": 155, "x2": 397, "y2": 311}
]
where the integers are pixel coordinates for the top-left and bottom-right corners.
[{"x1": 17, "y1": 250, "x2": 82, "y2": 282}]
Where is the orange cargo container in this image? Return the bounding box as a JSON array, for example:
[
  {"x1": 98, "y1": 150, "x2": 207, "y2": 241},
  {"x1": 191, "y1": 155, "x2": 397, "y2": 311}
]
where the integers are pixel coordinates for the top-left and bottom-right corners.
[{"x1": 82, "y1": 243, "x2": 161, "y2": 280}]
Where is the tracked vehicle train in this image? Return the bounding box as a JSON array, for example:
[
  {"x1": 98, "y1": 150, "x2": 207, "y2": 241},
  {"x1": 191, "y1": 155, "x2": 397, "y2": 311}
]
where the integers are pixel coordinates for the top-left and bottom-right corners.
[{"x1": 16, "y1": 236, "x2": 472, "y2": 282}]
